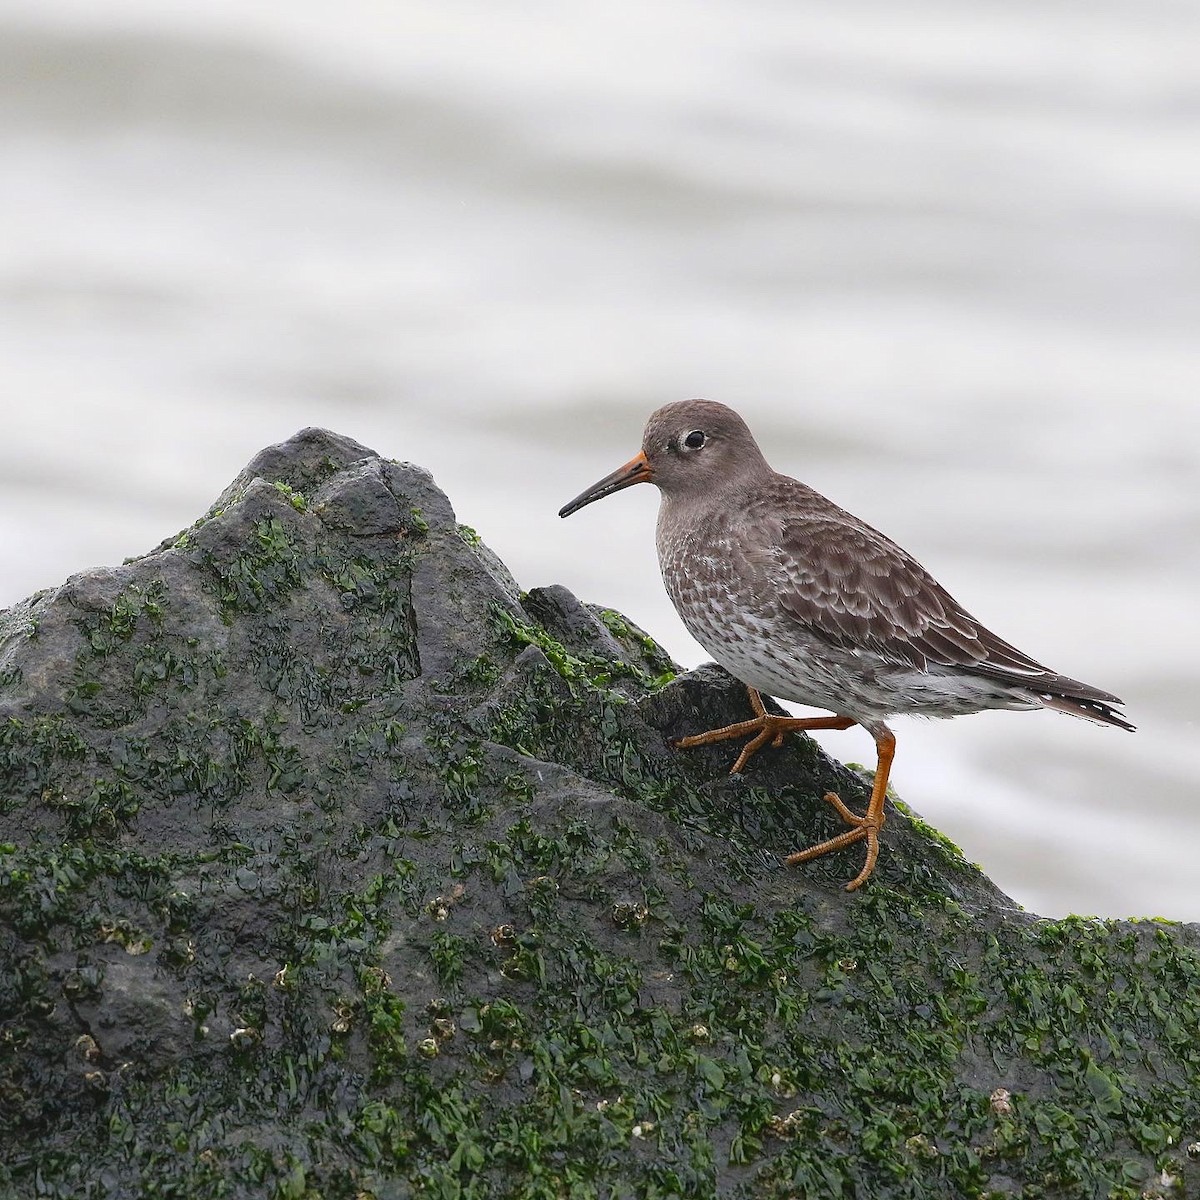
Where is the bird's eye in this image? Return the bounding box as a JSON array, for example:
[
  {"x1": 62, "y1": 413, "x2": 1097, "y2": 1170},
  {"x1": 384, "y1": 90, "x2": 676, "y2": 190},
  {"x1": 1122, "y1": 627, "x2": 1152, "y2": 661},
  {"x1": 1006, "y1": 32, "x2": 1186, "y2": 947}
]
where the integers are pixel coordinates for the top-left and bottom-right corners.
[{"x1": 683, "y1": 430, "x2": 706, "y2": 450}]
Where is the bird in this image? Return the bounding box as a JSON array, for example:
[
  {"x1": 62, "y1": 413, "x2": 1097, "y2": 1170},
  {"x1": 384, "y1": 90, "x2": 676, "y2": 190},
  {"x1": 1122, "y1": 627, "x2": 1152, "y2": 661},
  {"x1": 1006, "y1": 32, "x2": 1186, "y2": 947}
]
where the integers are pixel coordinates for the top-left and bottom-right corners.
[{"x1": 558, "y1": 399, "x2": 1134, "y2": 891}]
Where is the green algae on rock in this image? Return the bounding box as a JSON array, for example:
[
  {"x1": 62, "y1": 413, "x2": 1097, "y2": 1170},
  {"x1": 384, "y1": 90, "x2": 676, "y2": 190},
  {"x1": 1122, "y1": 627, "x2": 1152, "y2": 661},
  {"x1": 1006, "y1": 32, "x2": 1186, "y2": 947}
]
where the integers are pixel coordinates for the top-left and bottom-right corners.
[{"x1": 0, "y1": 427, "x2": 1197, "y2": 1200}]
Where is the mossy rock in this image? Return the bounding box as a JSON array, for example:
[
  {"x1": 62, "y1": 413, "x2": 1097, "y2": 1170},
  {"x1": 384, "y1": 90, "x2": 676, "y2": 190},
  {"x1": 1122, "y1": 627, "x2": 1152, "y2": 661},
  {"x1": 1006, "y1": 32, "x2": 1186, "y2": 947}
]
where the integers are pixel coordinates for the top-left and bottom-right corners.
[{"x1": 0, "y1": 428, "x2": 1196, "y2": 1200}]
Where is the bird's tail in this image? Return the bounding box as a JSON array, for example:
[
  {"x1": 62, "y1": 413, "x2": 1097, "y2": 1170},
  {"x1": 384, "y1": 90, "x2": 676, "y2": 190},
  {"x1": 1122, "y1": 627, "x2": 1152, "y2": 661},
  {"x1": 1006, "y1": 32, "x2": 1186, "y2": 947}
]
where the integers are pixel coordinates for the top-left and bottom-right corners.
[{"x1": 1040, "y1": 693, "x2": 1136, "y2": 732}]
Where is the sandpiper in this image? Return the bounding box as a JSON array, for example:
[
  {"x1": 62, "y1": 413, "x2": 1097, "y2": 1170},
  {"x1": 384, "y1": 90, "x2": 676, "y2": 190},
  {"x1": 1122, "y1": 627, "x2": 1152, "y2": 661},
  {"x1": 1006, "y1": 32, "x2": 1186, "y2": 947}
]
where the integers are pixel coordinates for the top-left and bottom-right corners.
[{"x1": 559, "y1": 399, "x2": 1133, "y2": 891}]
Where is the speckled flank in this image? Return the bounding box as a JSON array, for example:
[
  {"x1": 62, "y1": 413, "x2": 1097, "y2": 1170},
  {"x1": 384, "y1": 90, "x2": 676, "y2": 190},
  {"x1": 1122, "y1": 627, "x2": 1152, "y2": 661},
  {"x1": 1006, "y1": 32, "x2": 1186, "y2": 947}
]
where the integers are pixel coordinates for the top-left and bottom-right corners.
[{"x1": 659, "y1": 509, "x2": 1036, "y2": 727}]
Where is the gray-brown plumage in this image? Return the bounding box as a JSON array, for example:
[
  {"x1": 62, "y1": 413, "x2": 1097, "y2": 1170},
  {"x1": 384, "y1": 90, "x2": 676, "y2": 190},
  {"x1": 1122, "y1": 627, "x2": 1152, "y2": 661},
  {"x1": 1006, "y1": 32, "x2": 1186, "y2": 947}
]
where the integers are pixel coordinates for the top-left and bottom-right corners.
[{"x1": 559, "y1": 399, "x2": 1133, "y2": 890}]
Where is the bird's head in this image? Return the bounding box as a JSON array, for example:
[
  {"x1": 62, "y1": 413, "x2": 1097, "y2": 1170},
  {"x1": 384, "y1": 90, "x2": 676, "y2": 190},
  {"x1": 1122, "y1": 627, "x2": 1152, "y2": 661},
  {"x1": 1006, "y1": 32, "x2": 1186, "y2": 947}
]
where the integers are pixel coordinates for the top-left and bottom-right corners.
[{"x1": 558, "y1": 399, "x2": 770, "y2": 518}]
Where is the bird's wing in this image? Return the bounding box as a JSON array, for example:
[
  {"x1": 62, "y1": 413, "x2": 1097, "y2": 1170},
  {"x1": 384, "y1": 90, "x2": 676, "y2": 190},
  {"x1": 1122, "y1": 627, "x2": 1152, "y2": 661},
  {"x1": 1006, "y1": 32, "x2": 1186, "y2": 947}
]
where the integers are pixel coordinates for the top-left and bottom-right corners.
[{"x1": 764, "y1": 510, "x2": 1068, "y2": 684}]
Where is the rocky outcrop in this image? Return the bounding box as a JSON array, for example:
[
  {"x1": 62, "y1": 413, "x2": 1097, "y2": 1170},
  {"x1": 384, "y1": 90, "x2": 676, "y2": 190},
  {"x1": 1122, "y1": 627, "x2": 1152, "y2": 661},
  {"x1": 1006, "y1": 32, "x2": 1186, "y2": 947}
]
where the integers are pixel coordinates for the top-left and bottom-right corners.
[{"x1": 0, "y1": 429, "x2": 1196, "y2": 1199}]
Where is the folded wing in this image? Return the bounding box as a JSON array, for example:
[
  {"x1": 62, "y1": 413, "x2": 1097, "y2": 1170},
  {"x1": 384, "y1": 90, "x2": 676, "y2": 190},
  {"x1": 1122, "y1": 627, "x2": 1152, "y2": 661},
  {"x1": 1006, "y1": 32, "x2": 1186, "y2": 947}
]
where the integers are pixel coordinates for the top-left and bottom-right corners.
[{"x1": 767, "y1": 509, "x2": 1129, "y2": 727}]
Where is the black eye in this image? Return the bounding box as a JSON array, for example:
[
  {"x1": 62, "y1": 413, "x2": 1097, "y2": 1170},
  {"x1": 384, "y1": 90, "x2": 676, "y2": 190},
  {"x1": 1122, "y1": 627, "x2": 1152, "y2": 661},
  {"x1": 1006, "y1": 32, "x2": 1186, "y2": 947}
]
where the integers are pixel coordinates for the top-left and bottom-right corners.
[{"x1": 683, "y1": 430, "x2": 706, "y2": 450}]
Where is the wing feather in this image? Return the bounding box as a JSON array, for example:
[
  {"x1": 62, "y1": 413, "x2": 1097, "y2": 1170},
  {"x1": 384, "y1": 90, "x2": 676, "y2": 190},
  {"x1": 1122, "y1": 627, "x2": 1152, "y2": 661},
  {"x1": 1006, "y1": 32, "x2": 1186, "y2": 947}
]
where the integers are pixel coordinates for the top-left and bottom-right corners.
[{"x1": 759, "y1": 504, "x2": 1120, "y2": 705}]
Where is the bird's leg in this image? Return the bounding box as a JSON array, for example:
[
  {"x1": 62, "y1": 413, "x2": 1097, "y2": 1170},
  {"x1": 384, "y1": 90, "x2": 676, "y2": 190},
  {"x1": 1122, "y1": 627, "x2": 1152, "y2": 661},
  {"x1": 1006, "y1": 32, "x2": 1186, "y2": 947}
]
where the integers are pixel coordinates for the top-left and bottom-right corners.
[
  {"x1": 786, "y1": 727, "x2": 896, "y2": 891},
  {"x1": 674, "y1": 686, "x2": 857, "y2": 775}
]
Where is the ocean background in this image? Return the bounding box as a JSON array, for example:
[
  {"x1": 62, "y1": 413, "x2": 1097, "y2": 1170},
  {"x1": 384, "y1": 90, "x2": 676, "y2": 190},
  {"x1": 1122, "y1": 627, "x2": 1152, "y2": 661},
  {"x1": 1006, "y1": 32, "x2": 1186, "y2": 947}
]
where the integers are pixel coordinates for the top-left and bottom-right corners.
[{"x1": 2, "y1": 0, "x2": 1196, "y2": 919}]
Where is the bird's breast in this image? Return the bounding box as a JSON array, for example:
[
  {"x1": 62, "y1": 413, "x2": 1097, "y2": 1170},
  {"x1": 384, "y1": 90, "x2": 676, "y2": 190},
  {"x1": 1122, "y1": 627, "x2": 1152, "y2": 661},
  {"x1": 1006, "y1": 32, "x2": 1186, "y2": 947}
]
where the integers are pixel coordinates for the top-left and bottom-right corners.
[{"x1": 656, "y1": 511, "x2": 774, "y2": 647}]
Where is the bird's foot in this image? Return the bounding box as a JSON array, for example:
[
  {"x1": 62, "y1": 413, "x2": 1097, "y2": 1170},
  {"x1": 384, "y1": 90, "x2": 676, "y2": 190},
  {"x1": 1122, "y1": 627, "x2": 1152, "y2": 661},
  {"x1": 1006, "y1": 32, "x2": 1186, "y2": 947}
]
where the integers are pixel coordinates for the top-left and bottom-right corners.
[
  {"x1": 672, "y1": 687, "x2": 856, "y2": 775},
  {"x1": 785, "y1": 791, "x2": 884, "y2": 892},
  {"x1": 673, "y1": 711, "x2": 801, "y2": 774}
]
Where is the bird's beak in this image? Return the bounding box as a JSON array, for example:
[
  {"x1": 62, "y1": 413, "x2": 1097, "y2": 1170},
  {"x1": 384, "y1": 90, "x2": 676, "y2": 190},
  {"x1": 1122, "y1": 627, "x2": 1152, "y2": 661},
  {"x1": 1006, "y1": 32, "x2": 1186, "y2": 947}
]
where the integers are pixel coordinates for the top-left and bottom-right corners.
[{"x1": 558, "y1": 450, "x2": 653, "y2": 518}]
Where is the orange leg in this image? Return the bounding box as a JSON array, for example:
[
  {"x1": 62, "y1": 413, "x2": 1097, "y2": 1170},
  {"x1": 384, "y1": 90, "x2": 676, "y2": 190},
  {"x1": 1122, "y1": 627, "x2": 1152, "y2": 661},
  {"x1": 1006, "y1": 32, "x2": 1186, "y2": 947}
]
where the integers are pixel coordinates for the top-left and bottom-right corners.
[
  {"x1": 786, "y1": 727, "x2": 896, "y2": 891},
  {"x1": 673, "y1": 686, "x2": 857, "y2": 774}
]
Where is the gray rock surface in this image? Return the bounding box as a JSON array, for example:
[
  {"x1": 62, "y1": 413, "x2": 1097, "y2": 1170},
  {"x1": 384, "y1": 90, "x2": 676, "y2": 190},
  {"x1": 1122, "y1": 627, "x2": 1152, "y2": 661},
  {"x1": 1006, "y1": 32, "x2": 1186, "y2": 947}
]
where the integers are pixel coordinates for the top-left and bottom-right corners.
[{"x1": 0, "y1": 428, "x2": 1197, "y2": 1199}]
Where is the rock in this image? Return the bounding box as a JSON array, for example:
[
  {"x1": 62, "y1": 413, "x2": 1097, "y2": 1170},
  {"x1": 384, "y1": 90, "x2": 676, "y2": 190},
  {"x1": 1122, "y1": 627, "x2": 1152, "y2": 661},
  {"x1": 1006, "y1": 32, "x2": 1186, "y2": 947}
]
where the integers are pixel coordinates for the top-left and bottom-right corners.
[{"x1": 0, "y1": 428, "x2": 1197, "y2": 1199}]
